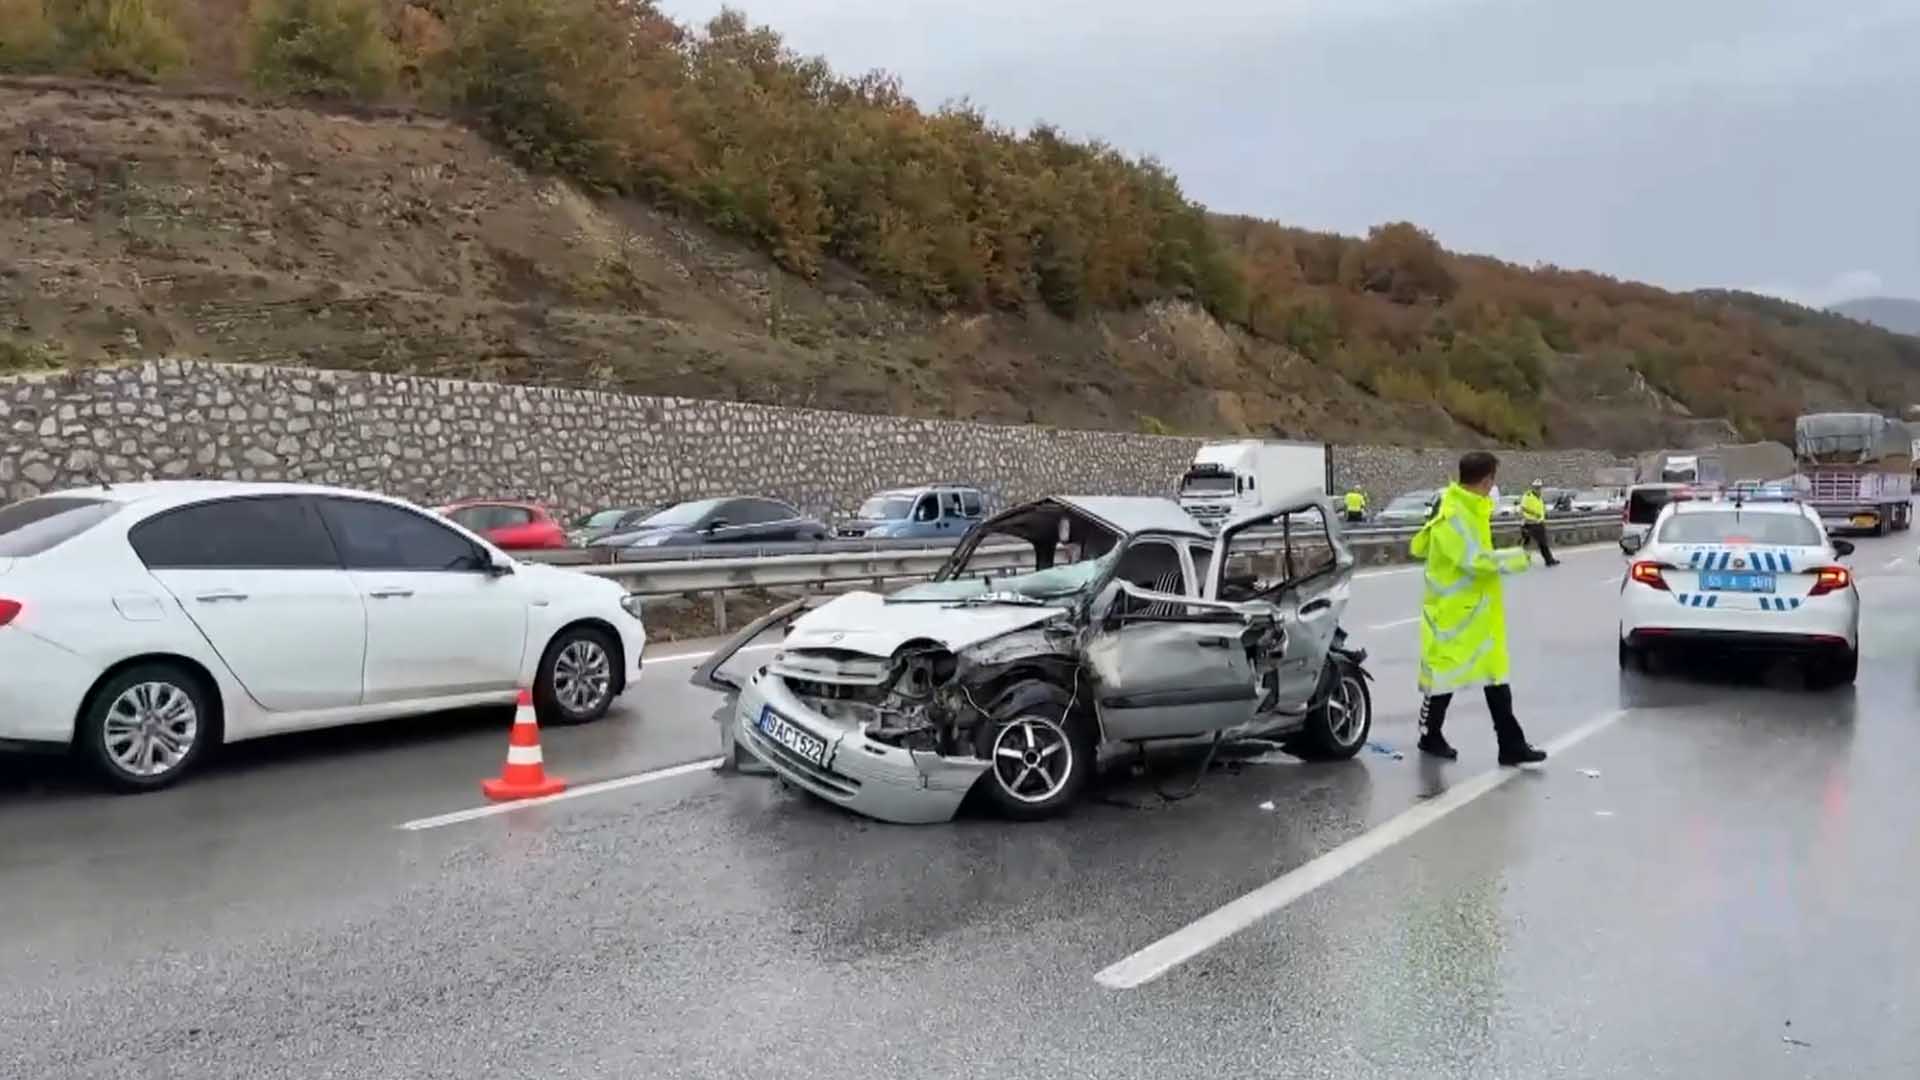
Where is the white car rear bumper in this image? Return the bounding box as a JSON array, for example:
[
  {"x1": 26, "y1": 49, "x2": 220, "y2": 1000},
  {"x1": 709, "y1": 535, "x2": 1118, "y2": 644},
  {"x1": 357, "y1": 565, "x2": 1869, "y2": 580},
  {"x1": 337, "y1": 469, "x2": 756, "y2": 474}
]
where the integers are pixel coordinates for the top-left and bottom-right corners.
[
  {"x1": 1619, "y1": 582, "x2": 1858, "y2": 652},
  {"x1": 0, "y1": 626, "x2": 98, "y2": 745}
]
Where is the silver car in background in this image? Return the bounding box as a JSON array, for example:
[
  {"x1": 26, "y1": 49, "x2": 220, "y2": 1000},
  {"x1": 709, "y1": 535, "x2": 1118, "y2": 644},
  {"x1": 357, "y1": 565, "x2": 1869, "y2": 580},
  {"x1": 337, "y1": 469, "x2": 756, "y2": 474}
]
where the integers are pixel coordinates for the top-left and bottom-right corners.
[{"x1": 694, "y1": 492, "x2": 1374, "y2": 824}]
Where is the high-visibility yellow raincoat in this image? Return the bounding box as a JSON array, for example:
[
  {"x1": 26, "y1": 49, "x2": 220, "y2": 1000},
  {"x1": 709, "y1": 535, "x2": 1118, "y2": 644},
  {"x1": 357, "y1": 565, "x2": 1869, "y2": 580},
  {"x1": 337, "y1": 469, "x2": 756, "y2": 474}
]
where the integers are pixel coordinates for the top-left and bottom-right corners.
[
  {"x1": 1520, "y1": 490, "x2": 1547, "y2": 524},
  {"x1": 1410, "y1": 483, "x2": 1531, "y2": 694},
  {"x1": 1344, "y1": 490, "x2": 1368, "y2": 514}
]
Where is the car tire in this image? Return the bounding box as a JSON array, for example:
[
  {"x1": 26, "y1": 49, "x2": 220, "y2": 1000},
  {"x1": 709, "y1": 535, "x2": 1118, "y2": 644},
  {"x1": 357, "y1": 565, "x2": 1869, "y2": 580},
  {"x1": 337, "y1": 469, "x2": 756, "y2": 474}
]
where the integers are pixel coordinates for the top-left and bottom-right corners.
[
  {"x1": 1817, "y1": 648, "x2": 1859, "y2": 688},
  {"x1": 1289, "y1": 659, "x2": 1372, "y2": 761},
  {"x1": 972, "y1": 679, "x2": 1096, "y2": 821},
  {"x1": 1617, "y1": 637, "x2": 1645, "y2": 672},
  {"x1": 535, "y1": 626, "x2": 619, "y2": 726},
  {"x1": 77, "y1": 662, "x2": 214, "y2": 792}
]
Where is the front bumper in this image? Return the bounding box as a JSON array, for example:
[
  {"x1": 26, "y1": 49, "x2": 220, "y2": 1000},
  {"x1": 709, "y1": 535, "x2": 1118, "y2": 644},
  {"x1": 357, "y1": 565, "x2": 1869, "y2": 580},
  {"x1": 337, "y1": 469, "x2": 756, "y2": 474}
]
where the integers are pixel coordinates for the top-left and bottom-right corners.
[{"x1": 730, "y1": 669, "x2": 989, "y2": 825}]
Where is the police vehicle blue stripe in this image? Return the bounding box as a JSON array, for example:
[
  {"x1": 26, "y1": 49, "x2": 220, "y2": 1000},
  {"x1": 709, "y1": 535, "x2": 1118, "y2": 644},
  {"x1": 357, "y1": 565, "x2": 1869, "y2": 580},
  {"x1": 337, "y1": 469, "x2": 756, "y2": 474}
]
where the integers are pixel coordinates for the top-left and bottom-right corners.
[{"x1": 1779, "y1": 552, "x2": 1792, "y2": 572}]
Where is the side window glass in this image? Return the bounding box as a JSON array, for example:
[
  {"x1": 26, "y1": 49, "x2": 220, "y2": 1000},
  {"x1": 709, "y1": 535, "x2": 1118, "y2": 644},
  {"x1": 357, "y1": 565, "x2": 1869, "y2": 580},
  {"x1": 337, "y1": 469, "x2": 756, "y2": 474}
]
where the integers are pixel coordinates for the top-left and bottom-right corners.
[
  {"x1": 913, "y1": 496, "x2": 938, "y2": 522},
  {"x1": 1219, "y1": 506, "x2": 1335, "y2": 597},
  {"x1": 960, "y1": 491, "x2": 983, "y2": 517},
  {"x1": 755, "y1": 500, "x2": 795, "y2": 525},
  {"x1": 132, "y1": 497, "x2": 338, "y2": 570},
  {"x1": 940, "y1": 492, "x2": 963, "y2": 518},
  {"x1": 499, "y1": 507, "x2": 533, "y2": 527},
  {"x1": 320, "y1": 498, "x2": 485, "y2": 572},
  {"x1": 448, "y1": 506, "x2": 497, "y2": 531}
]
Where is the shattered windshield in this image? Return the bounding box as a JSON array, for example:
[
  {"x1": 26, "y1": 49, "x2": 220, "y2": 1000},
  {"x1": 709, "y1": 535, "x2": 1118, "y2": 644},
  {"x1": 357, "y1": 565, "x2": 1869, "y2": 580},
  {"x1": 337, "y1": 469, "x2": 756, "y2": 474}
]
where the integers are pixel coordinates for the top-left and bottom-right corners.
[{"x1": 893, "y1": 545, "x2": 1119, "y2": 604}]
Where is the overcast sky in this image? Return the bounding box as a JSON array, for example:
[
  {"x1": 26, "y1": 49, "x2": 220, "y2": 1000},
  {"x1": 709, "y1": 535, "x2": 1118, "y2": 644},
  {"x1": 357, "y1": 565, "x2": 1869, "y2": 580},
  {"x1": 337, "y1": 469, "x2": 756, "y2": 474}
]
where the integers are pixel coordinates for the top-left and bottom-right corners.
[{"x1": 659, "y1": 0, "x2": 1919, "y2": 306}]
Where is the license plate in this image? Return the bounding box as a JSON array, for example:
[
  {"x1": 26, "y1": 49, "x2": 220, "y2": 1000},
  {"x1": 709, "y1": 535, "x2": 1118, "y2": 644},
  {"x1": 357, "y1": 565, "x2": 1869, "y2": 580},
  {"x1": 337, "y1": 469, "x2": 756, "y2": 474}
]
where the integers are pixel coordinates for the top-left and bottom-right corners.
[
  {"x1": 1700, "y1": 570, "x2": 1776, "y2": 593},
  {"x1": 1852, "y1": 515, "x2": 1877, "y2": 528},
  {"x1": 756, "y1": 706, "x2": 827, "y2": 765}
]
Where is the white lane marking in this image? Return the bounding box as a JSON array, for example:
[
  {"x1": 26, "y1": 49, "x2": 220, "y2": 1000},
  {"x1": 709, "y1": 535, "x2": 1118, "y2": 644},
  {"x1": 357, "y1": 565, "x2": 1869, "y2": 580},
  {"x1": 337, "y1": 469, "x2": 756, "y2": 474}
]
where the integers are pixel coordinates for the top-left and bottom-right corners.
[
  {"x1": 1366, "y1": 616, "x2": 1420, "y2": 630},
  {"x1": 645, "y1": 644, "x2": 780, "y2": 665},
  {"x1": 1596, "y1": 574, "x2": 1620, "y2": 585},
  {"x1": 398, "y1": 757, "x2": 724, "y2": 831},
  {"x1": 1884, "y1": 557, "x2": 1902, "y2": 570},
  {"x1": 1093, "y1": 708, "x2": 1629, "y2": 990},
  {"x1": 1354, "y1": 565, "x2": 1421, "y2": 581}
]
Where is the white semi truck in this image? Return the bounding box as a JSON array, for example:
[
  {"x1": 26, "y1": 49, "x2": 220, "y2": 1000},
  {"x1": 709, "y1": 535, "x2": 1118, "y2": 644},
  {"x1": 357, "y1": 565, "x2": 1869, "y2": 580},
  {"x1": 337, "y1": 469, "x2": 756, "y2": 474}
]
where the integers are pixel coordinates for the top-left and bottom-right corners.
[{"x1": 1177, "y1": 440, "x2": 1331, "y2": 531}]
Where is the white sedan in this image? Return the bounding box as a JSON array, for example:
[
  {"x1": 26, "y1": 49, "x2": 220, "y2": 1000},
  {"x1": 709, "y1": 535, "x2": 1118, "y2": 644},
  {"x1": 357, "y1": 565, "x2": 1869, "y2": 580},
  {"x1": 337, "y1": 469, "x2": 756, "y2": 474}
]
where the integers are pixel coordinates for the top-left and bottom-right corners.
[
  {"x1": 1617, "y1": 495, "x2": 1858, "y2": 684},
  {"x1": 0, "y1": 481, "x2": 646, "y2": 790}
]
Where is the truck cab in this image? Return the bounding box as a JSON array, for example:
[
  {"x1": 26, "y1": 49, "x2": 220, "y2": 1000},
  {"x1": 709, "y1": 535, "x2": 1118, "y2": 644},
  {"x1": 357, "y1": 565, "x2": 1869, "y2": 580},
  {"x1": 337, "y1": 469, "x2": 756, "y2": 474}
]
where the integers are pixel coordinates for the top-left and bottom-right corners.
[{"x1": 1177, "y1": 440, "x2": 1329, "y2": 532}]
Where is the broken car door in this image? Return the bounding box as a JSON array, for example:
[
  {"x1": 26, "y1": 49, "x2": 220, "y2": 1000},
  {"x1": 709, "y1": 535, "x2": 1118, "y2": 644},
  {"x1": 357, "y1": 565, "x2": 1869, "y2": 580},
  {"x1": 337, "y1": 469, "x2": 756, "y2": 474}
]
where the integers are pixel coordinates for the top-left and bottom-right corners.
[
  {"x1": 1086, "y1": 536, "x2": 1260, "y2": 741},
  {"x1": 1213, "y1": 503, "x2": 1352, "y2": 712}
]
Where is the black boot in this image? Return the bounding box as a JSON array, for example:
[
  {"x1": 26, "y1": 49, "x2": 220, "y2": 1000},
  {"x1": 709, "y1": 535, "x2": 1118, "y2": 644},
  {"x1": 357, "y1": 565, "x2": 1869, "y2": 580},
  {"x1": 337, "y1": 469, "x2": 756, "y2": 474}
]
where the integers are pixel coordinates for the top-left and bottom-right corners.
[
  {"x1": 1486, "y1": 684, "x2": 1548, "y2": 765},
  {"x1": 1417, "y1": 694, "x2": 1458, "y2": 760}
]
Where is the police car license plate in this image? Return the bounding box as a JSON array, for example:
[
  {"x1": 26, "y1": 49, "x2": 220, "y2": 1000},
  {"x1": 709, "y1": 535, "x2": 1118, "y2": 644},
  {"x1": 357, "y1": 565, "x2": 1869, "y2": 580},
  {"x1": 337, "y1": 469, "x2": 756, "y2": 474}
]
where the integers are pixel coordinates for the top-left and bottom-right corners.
[
  {"x1": 757, "y1": 706, "x2": 827, "y2": 765},
  {"x1": 1700, "y1": 570, "x2": 1776, "y2": 593}
]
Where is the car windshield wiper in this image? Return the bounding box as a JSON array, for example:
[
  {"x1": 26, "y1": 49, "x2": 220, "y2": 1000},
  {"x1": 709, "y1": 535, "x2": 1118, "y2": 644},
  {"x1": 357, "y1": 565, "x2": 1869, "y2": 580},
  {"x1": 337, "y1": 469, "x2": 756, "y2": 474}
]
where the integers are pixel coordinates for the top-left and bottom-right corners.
[{"x1": 948, "y1": 592, "x2": 1055, "y2": 607}]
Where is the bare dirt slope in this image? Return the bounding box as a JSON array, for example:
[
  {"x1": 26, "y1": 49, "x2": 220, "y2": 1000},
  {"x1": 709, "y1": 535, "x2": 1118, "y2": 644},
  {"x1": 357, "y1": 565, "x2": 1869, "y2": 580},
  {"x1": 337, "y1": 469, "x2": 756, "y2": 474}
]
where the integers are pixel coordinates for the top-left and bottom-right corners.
[{"x1": 1, "y1": 78, "x2": 1684, "y2": 448}]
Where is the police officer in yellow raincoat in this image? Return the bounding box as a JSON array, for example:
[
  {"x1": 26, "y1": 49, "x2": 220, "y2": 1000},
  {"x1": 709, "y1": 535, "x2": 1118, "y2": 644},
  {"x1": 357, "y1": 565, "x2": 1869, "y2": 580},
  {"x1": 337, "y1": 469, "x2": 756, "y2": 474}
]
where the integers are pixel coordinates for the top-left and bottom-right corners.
[
  {"x1": 1343, "y1": 487, "x2": 1368, "y2": 523},
  {"x1": 1519, "y1": 479, "x2": 1559, "y2": 566},
  {"x1": 1409, "y1": 451, "x2": 1548, "y2": 765}
]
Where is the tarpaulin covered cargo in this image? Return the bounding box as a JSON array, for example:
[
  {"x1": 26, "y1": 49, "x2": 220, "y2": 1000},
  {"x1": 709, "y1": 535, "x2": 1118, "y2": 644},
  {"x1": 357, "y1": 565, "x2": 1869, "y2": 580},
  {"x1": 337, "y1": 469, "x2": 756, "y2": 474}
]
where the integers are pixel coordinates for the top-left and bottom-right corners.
[{"x1": 1793, "y1": 414, "x2": 1914, "y2": 465}]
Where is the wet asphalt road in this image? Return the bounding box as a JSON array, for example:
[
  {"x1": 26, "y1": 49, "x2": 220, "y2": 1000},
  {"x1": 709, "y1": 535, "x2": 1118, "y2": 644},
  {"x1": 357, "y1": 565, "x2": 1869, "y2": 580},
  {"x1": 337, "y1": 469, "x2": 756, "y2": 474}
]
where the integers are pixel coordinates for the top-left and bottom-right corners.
[{"x1": 5, "y1": 535, "x2": 1920, "y2": 1078}]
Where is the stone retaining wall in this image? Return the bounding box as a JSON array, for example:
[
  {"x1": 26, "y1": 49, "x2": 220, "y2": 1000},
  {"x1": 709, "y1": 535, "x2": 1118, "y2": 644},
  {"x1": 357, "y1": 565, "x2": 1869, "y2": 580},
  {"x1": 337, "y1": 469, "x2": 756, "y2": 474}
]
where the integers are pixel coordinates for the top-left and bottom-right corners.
[{"x1": 1, "y1": 361, "x2": 1628, "y2": 515}]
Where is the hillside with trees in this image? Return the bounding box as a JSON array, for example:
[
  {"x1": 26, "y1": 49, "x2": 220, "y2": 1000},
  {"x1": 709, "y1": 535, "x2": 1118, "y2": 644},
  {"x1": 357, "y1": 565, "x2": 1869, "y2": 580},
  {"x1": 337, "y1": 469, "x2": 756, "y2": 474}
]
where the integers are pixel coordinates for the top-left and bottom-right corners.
[{"x1": 4, "y1": 0, "x2": 1918, "y2": 451}]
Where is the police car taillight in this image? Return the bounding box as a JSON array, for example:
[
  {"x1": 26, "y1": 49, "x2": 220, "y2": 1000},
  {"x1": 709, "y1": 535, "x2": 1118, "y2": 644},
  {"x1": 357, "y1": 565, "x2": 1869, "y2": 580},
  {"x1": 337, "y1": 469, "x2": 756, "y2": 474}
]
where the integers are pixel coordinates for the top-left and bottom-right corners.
[
  {"x1": 1808, "y1": 566, "x2": 1851, "y2": 597},
  {"x1": 1629, "y1": 561, "x2": 1670, "y2": 591}
]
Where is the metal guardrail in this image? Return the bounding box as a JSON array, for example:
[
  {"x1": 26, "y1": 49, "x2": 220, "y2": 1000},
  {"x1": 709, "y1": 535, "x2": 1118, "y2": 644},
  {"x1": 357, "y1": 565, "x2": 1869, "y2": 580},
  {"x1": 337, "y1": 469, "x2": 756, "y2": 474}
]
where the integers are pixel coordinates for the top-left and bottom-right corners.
[
  {"x1": 524, "y1": 513, "x2": 1615, "y2": 569},
  {"x1": 522, "y1": 515, "x2": 1621, "y2": 630}
]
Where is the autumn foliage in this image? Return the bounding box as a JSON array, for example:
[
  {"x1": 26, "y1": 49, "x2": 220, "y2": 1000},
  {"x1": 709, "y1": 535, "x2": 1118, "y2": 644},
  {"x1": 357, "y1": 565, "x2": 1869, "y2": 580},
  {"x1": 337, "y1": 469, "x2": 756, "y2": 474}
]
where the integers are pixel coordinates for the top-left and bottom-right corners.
[{"x1": 5, "y1": 0, "x2": 1918, "y2": 446}]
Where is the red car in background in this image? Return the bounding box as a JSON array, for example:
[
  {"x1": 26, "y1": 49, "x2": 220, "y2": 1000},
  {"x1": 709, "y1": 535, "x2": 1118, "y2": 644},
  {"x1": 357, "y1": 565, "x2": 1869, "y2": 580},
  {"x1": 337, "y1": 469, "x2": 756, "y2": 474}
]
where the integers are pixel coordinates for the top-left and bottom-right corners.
[{"x1": 436, "y1": 499, "x2": 568, "y2": 551}]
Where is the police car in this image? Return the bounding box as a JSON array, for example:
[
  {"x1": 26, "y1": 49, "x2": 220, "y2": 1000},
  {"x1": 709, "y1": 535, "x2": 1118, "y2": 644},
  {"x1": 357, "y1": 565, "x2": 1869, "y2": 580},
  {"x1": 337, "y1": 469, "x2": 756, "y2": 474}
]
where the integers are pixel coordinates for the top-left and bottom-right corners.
[{"x1": 1617, "y1": 490, "x2": 1859, "y2": 684}]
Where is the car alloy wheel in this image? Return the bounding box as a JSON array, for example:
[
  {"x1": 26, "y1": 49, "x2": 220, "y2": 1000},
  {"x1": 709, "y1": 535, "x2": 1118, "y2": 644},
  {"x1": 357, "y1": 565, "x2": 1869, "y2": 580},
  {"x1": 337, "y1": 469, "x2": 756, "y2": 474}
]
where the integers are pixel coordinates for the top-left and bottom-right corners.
[
  {"x1": 102, "y1": 680, "x2": 200, "y2": 779},
  {"x1": 990, "y1": 715, "x2": 1074, "y2": 805},
  {"x1": 552, "y1": 638, "x2": 611, "y2": 716},
  {"x1": 1325, "y1": 671, "x2": 1367, "y2": 748}
]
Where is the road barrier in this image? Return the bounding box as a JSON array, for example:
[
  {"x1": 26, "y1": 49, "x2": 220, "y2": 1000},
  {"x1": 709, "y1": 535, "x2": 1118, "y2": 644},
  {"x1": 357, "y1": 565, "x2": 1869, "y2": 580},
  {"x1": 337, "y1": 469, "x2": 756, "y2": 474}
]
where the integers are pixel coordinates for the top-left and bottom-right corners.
[{"x1": 525, "y1": 515, "x2": 1622, "y2": 631}]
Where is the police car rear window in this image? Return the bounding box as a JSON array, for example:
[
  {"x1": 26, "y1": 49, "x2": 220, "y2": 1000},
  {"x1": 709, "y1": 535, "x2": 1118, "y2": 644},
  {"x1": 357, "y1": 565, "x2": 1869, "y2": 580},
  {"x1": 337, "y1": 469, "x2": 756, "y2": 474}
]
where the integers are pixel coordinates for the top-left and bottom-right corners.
[{"x1": 1658, "y1": 511, "x2": 1821, "y2": 547}]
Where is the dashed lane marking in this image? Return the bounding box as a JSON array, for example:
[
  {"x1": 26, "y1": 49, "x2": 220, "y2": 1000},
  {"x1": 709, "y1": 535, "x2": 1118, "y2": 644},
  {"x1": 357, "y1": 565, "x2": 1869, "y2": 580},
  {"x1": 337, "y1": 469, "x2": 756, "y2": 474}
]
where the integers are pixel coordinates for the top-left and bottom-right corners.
[
  {"x1": 1366, "y1": 616, "x2": 1419, "y2": 631},
  {"x1": 398, "y1": 757, "x2": 725, "y2": 831},
  {"x1": 645, "y1": 638, "x2": 779, "y2": 664},
  {"x1": 1093, "y1": 708, "x2": 1630, "y2": 990}
]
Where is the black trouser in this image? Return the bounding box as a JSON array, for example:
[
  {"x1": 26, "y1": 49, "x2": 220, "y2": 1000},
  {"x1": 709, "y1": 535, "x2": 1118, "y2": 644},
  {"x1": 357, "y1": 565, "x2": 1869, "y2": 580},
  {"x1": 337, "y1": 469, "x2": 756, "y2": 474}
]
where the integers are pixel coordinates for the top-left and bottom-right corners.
[
  {"x1": 1521, "y1": 521, "x2": 1556, "y2": 564},
  {"x1": 1420, "y1": 684, "x2": 1528, "y2": 749},
  {"x1": 1345, "y1": 509, "x2": 1365, "y2": 523}
]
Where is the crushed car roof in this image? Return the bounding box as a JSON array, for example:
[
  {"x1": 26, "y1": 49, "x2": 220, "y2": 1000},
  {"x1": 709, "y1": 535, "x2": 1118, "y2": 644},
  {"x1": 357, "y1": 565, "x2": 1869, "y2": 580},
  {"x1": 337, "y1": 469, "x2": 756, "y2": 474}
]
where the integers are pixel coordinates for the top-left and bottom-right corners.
[{"x1": 1051, "y1": 496, "x2": 1212, "y2": 539}]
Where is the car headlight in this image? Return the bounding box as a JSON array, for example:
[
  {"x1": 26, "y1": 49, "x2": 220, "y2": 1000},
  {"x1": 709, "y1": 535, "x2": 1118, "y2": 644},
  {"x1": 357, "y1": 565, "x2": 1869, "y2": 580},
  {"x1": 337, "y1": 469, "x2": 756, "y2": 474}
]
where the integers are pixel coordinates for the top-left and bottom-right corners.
[{"x1": 620, "y1": 594, "x2": 646, "y2": 619}]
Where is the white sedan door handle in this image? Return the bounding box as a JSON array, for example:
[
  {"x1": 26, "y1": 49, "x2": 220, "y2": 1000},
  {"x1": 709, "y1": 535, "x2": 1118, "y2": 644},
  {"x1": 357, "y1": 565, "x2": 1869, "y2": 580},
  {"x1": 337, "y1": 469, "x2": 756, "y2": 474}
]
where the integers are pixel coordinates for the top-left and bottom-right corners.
[
  {"x1": 194, "y1": 590, "x2": 249, "y2": 603},
  {"x1": 368, "y1": 587, "x2": 415, "y2": 599}
]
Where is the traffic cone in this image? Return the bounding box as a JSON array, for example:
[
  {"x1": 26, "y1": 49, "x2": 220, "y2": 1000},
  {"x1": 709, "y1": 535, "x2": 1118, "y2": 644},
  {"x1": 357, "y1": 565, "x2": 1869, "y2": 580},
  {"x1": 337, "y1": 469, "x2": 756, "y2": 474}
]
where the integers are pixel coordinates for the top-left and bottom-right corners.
[{"x1": 481, "y1": 689, "x2": 568, "y2": 801}]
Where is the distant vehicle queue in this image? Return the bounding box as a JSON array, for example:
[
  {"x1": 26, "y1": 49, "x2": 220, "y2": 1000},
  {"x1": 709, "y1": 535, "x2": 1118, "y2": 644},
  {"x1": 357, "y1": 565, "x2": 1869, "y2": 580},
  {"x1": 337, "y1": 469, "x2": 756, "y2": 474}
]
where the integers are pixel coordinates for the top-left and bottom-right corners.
[{"x1": 442, "y1": 438, "x2": 1634, "y2": 555}]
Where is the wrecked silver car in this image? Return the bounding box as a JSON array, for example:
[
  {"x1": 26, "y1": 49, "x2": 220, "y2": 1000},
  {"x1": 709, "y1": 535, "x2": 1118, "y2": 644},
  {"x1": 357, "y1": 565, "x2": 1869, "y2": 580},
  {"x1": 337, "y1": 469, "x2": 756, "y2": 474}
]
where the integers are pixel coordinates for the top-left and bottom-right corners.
[{"x1": 692, "y1": 492, "x2": 1373, "y2": 824}]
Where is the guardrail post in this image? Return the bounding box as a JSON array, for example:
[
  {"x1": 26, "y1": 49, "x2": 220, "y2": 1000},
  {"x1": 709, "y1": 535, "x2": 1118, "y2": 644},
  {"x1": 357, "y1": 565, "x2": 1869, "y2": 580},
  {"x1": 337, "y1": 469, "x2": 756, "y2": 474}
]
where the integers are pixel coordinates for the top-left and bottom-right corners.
[{"x1": 711, "y1": 591, "x2": 728, "y2": 633}]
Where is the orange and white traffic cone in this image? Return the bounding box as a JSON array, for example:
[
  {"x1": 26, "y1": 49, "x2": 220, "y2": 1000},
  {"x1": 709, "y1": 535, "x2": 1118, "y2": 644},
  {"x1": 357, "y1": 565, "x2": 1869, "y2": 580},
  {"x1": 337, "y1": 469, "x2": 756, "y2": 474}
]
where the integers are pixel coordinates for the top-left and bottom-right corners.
[{"x1": 481, "y1": 689, "x2": 568, "y2": 801}]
